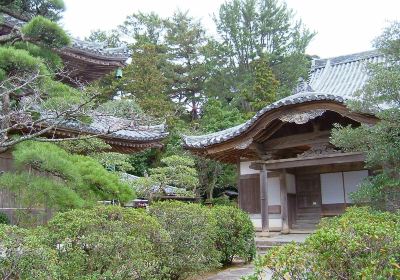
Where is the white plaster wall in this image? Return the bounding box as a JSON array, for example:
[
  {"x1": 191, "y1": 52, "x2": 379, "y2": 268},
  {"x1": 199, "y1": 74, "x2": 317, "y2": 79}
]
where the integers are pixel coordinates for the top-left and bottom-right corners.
[
  {"x1": 320, "y1": 172, "x2": 345, "y2": 204},
  {"x1": 343, "y1": 170, "x2": 368, "y2": 203},
  {"x1": 240, "y1": 161, "x2": 259, "y2": 175},
  {"x1": 268, "y1": 177, "x2": 281, "y2": 205},
  {"x1": 286, "y1": 173, "x2": 296, "y2": 194},
  {"x1": 251, "y1": 218, "x2": 282, "y2": 230}
]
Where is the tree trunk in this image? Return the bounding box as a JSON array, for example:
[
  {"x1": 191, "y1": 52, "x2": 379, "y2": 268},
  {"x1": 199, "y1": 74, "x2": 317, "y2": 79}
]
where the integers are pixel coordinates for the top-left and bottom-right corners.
[{"x1": 1, "y1": 91, "x2": 10, "y2": 143}]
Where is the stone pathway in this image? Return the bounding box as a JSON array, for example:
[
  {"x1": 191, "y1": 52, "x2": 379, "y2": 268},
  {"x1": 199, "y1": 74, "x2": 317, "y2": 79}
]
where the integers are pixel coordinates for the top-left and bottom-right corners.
[
  {"x1": 205, "y1": 264, "x2": 272, "y2": 280},
  {"x1": 205, "y1": 264, "x2": 254, "y2": 280}
]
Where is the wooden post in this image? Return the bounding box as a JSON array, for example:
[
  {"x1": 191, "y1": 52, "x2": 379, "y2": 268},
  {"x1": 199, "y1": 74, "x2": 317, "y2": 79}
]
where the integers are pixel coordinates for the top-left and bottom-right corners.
[
  {"x1": 260, "y1": 164, "x2": 269, "y2": 235},
  {"x1": 280, "y1": 169, "x2": 290, "y2": 234}
]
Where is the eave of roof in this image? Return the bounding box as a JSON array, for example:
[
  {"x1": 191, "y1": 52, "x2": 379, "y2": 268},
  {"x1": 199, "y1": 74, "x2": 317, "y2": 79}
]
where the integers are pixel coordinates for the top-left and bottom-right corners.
[
  {"x1": 183, "y1": 93, "x2": 345, "y2": 149},
  {"x1": 53, "y1": 115, "x2": 169, "y2": 143}
]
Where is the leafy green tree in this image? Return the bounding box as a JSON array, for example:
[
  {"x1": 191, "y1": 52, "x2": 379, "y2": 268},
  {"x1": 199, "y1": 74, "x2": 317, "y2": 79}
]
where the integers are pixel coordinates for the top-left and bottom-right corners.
[
  {"x1": 214, "y1": 0, "x2": 315, "y2": 98},
  {"x1": 0, "y1": 141, "x2": 134, "y2": 216},
  {"x1": 120, "y1": 43, "x2": 174, "y2": 118},
  {"x1": 164, "y1": 10, "x2": 208, "y2": 120},
  {"x1": 0, "y1": 0, "x2": 65, "y2": 21},
  {"x1": 331, "y1": 21, "x2": 400, "y2": 212},
  {"x1": 196, "y1": 99, "x2": 244, "y2": 199},
  {"x1": 86, "y1": 29, "x2": 121, "y2": 48}
]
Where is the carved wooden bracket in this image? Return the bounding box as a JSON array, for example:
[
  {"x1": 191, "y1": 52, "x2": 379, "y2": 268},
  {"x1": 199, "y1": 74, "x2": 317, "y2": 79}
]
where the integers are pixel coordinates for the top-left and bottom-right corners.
[
  {"x1": 279, "y1": 109, "x2": 326, "y2": 124},
  {"x1": 297, "y1": 143, "x2": 342, "y2": 158},
  {"x1": 234, "y1": 138, "x2": 253, "y2": 149}
]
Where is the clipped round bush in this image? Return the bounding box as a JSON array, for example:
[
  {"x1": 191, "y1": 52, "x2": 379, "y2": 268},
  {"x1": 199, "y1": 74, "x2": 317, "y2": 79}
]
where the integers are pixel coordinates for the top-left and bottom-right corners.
[
  {"x1": 0, "y1": 212, "x2": 9, "y2": 224},
  {"x1": 44, "y1": 206, "x2": 171, "y2": 280},
  {"x1": 0, "y1": 225, "x2": 58, "y2": 280},
  {"x1": 211, "y1": 205, "x2": 256, "y2": 265},
  {"x1": 248, "y1": 207, "x2": 400, "y2": 280},
  {"x1": 149, "y1": 201, "x2": 220, "y2": 279}
]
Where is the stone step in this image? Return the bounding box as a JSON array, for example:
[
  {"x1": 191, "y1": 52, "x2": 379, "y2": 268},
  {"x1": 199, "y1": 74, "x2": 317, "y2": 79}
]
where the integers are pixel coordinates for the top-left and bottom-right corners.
[
  {"x1": 256, "y1": 245, "x2": 276, "y2": 253},
  {"x1": 296, "y1": 213, "x2": 321, "y2": 219},
  {"x1": 293, "y1": 219, "x2": 319, "y2": 224},
  {"x1": 291, "y1": 224, "x2": 317, "y2": 230},
  {"x1": 289, "y1": 229, "x2": 315, "y2": 234},
  {"x1": 255, "y1": 239, "x2": 290, "y2": 247},
  {"x1": 296, "y1": 208, "x2": 321, "y2": 213}
]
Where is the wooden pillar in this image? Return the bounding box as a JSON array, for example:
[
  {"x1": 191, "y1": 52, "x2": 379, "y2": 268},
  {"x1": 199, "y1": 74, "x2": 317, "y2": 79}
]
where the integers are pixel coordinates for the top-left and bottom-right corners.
[
  {"x1": 280, "y1": 169, "x2": 290, "y2": 234},
  {"x1": 260, "y1": 164, "x2": 269, "y2": 234}
]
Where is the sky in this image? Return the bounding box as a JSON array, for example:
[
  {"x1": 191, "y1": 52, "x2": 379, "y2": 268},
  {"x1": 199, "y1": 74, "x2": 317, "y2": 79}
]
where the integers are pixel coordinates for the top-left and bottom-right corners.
[{"x1": 61, "y1": 0, "x2": 400, "y2": 58}]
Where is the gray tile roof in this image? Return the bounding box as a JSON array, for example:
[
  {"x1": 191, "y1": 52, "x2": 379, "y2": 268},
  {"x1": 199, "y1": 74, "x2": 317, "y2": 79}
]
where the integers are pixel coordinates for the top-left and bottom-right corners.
[
  {"x1": 183, "y1": 50, "x2": 383, "y2": 148},
  {"x1": 58, "y1": 115, "x2": 168, "y2": 142},
  {"x1": 1, "y1": 13, "x2": 129, "y2": 60}
]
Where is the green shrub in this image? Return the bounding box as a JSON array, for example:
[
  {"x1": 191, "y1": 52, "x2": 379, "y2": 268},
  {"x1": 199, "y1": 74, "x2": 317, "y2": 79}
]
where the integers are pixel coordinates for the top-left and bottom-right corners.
[
  {"x1": 149, "y1": 201, "x2": 220, "y2": 279},
  {"x1": 209, "y1": 195, "x2": 237, "y2": 206},
  {"x1": 211, "y1": 205, "x2": 256, "y2": 265},
  {"x1": 247, "y1": 207, "x2": 400, "y2": 280},
  {"x1": 0, "y1": 225, "x2": 58, "y2": 280},
  {"x1": 44, "y1": 206, "x2": 171, "y2": 280},
  {"x1": 0, "y1": 212, "x2": 9, "y2": 224}
]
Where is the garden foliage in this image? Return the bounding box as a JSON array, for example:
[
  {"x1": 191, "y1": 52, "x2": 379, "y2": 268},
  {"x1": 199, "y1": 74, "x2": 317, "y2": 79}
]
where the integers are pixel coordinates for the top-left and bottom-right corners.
[
  {"x1": 211, "y1": 205, "x2": 256, "y2": 265},
  {"x1": 0, "y1": 204, "x2": 256, "y2": 279},
  {"x1": 247, "y1": 207, "x2": 400, "y2": 280},
  {"x1": 0, "y1": 142, "x2": 134, "y2": 216},
  {"x1": 149, "y1": 201, "x2": 220, "y2": 279}
]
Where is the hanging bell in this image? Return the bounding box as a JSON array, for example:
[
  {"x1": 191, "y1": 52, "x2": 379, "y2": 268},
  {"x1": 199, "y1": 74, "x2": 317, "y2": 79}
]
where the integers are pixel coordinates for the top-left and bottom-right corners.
[{"x1": 115, "y1": 68, "x2": 123, "y2": 79}]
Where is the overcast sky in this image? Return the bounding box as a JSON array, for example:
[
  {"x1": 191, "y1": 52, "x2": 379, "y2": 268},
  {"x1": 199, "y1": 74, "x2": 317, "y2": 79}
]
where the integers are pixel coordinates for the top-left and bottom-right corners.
[{"x1": 61, "y1": 0, "x2": 399, "y2": 58}]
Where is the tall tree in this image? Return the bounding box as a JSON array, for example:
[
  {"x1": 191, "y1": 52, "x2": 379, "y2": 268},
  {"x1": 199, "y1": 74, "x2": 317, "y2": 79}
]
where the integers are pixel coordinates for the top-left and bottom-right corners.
[
  {"x1": 164, "y1": 10, "x2": 208, "y2": 120},
  {"x1": 214, "y1": 0, "x2": 315, "y2": 99}
]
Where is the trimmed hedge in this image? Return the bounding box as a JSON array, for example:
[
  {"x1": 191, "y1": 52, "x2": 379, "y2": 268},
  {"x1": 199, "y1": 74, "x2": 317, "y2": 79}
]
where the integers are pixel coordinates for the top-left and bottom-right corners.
[
  {"x1": 45, "y1": 207, "x2": 171, "y2": 280},
  {"x1": 149, "y1": 201, "x2": 220, "y2": 279},
  {"x1": 247, "y1": 207, "x2": 400, "y2": 280},
  {"x1": 211, "y1": 205, "x2": 256, "y2": 265},
  {"x1": 0, "y1": 204, "x2": 256, "y2": 279}
]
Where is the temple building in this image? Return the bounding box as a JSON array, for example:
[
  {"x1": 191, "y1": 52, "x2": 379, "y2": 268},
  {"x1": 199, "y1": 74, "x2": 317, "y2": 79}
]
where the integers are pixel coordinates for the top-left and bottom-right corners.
[
  {"x1": 183, "y1": 50, "x2": 381, "y2": 233},
  {"x1": 0, "y1": 12, "x2": 168, "y2": 218},
  {"x1": 0, "y1": 12, "x2": 168, "y2": 154}
]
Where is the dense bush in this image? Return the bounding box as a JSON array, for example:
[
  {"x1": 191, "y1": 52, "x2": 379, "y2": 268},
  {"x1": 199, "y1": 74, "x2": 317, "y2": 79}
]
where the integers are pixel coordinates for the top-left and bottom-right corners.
[
  {"x1": 0, "y1": 204, "x2": 259, "y2": 279},
  {"x1": 0, "y1": 225, "x2": 58, "y2": 280},
  {"x1": 209, "y1": 196, "x2": 237, "y2": 206},
  {"x1": 247, "y1": 207, "x2": 400, "y2": 280},
  {"x1": 211, "y1": 205, "x2": 256, "y2": 265},
  {"x1": 44, "y1": 206, "x2": 171, "y2": 280},
  {"x1": 149, "y1": 201, "x2": 220, "y2": 279},
  {"x1": 0, "y1": 212, "x2": 9, "y2": 224}
]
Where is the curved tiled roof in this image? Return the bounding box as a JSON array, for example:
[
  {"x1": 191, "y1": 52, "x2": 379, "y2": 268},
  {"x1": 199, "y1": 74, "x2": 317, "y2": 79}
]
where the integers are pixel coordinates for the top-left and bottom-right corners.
[
  {"x1": 183, "y1": 50, "x2": 383, "y2": 148},
  {"x1": 58, "y1": 115, "x2": 168, "y2": 142},
  {"x1": 1, "y1": 13, "x2": 129, "y2": 60}
]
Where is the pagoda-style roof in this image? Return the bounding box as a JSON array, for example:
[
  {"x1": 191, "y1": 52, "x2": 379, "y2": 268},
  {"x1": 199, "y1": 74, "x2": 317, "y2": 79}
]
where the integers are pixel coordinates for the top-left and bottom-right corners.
[
  {"x1": 44, "y1": 115, "x2": 168, "y2": 153},
  {"x1": 0, "y1": 13, "x2": 129, "y2": 82},
  {"x1": 183, "y1": 50, "x2": 381, "y2": 162}
]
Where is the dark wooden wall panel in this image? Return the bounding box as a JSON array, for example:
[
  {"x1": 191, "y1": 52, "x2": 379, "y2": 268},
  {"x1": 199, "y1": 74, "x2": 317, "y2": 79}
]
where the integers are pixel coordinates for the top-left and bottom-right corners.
[
  {"x1": 239, "y1": 174, "x2": 261, "y2": 214},
  {"x1": 287, "y1": 194, "x2": 296, "y2": 228},
  {"x1": 321, "y1": 203, "x2": 348, "y2": 216}
]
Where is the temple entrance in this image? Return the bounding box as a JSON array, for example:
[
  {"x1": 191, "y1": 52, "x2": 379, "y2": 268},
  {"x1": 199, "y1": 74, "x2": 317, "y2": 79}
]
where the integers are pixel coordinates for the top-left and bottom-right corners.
[{"x1": 293, "y1": 174, "x2": 321, "y2": 230}]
